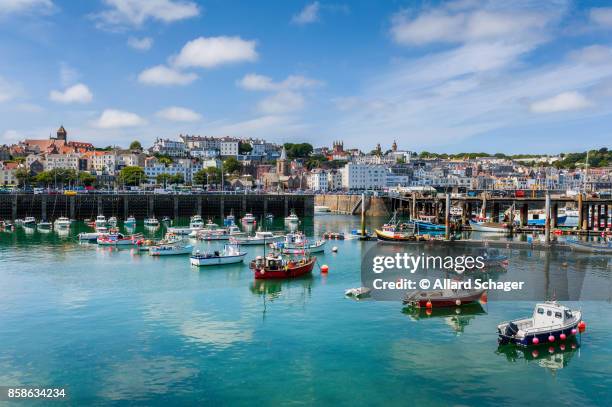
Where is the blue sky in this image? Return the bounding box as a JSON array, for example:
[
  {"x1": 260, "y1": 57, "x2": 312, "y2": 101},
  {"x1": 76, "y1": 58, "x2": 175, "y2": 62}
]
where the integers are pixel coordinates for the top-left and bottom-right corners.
[{"x1": 1, "y1": 0, "x2": 612, "y2": 153}]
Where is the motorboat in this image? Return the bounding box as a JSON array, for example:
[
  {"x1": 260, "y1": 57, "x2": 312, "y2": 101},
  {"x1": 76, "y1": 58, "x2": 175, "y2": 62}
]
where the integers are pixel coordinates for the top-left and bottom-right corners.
[
  {"x1": 224, "y1": 212, "x2": 236, "y2": 226},
  {"x1": 54, "y1": 217, "x2": 71, "y2": 229},
  {"x1": 107, "y1": 216, "x2": 118, "y2": 227},
  {"x1": 410, "y1": 216, "x2": 445, "y2": 232},
  {"x1": 37, "y1": 220, "x2": 52, "y2": 230},
  {"x1": 278, "y1": 239, "x2": 326, "y2": 254},
  {"x1": 189, "y1": 215, "x2": 204, "y2": 230},
  {"x1": 78, "y1": 231, "x2": 102, "y2": 242},
  {"x1": 167, "y1": 226, "x2": 194, "y2": 235},
  {"x1": 314, "y1": 205, "x2": 331, "y2": 213},
  {"x1": 149, "y1": 243, "x2": 193, "y2": 256},
  {"x1": 242, "y1": 213, "x2": 256, "y2": 224},
  {"x1": 125, "y1": 215, "x2": 136, "y2": 226},
  {"x1": 402, "y1": 288, "x2": 486, "y2": 308},
  {"x1": 497, "y1": 301, "x2": 584, "y2": 347},
  {"x1": 284, "y1": 210, "x2": 299, "y2": 224},
  {"x1": 250, "y1": 252, "x2": 316, "y2": 279},
  {"x1": 190, "y1": 244, "x2": 247, "y2": 266},
  {"x1": 144, "y1": 217, "x2": 159, "y2": 227},
  {"x1": 1, "y1": 221, "x2": 14, "y2": 231},
  {"x1": 162, "y1": 216, "x2": 172, "y2": 225},
  {"x1": 231, "y1": 231, "x2": 282, "y2": 245},
  {"x1": 95, "y1": 215, "x2": 107, "y2": 228},
  {"x1": 97, "y1": 232, "x2": 143, "y2": 246},
  {"x1": 23, "y1": 217, "x2": 36, "y2": 227},
  {"x1": 519, "y1": 209, "x2": 567, "y2": 226}
]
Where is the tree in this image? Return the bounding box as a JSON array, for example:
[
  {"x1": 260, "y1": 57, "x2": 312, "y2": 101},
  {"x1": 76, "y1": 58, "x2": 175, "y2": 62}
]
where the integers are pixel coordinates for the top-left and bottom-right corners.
[
  {"x1": 194, "y1": 166, "x2": 222, "y2": 186},
  {"x1": 239, "y1": 141, "x2": 252, "y2": 154},
  {"x1": 15, "y1": 168, "x2": 31, "y2": 188},
  {"x1": 34, "y1": 171, "x2": 53, "y2": 186},
  {"x1": 156, "y1": 173, "x2": 173, "y2": 186},
  {"x1": 171, "y1": 174, "x2": 184, "y2": 184},
  {"x1": 223, "y1": 157, "x2": 241, "y2": 174},
  {"x1": 129, "y1": 140, "x2": 142, "y2": 150},
  {"x1": 78, "y1": 172, "x2": 97, "y2": 187},
  {"x1": 119, "y1": 166, "x2": 145, "y2": 186},
  {"x1": 305, "y1": 154, "x2": 326, "y2": 170},
  {"x1": 283, "y1": 143, "x2": 313, "y2": 159}
]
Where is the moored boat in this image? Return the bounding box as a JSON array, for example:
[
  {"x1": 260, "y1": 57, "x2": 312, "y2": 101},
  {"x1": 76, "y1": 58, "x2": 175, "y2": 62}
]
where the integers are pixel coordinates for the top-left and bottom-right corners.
[
  {"x1": 284, "y1": 210, "x2": 299, "y2": 224},
  {"x1": 402, "y1": 288, "x2": 486, "y2": 308},
  {"x1": 149, "y1": 243, "x2": 193, "y2": 256},
  {"x1": 345, "y1": 287, "x2": 372, "y2": 299},
  {"x1": 314, "y1": 205, "x2": 331, "y2": 213},
  {"x1": 125, "y1": 215, "x2": 136, "y2": 226},
  {"x1": 144, "y1": 217, "x2": 159, "y2": 227},
  {"x1": 242, "y1": 213, "x2": 256, "y2": 224},
  {"x1": 469, "y1": 220, "x2": 509, "y2": 233},
  {"x1": 23, "y1": 216, "x2": 36, "y2": 227},
  {"x1": 231, "y1": 230, "x2": 282, "y2": 245},
  {"x1": 497, "y1": 301, "x2": 584, "y2": 347},
  {"x1": 250, "y1": 252, "x2": 316, "y2": 279},
  {"x1": 107, "y1": 216, "x2": 118, "y2": 227},
  {"x1": 190, "y1": 243, "x2": 247, "y2": 266},
  {"x1": 97, "y1": 232, "x2": 143, "y2": 246},
  {"x1": 37, "y1": 220, "x2": 52, "y2": 230},
  {"x1": 54, "y1": 217, "x2": 71, "y2": 229},
  {"x1": 95, "y1": 215, "x2": 107, "y2": 229}
]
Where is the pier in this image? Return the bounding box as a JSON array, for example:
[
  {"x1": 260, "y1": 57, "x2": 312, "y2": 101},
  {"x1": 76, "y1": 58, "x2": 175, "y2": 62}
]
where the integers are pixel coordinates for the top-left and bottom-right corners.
[{"x1": 0, "y1": 193, "x2": 314, "y2": 221}]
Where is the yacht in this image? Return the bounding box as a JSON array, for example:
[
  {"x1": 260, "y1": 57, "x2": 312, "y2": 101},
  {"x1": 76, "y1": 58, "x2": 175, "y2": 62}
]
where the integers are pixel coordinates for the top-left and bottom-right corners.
[
  {"x1": 144, "y1": 217, "x2": 160, "y2": 227},
  {"x1": 37, "y1": 220, "x2": 52, "y2": 230},
  {"x1": 125, "y1": 216, "x2": 136, "y2": 227},
  {"x1": 231, "y1": 230, "x2": 282, "y2": 245},
  {"x1": 23, "y1": 217, "x2": 36, "y2": 228},
  {"x1": 190, "y1": 215, "x2": 204, "y2": 230},
  {"x1": 284, "y1": 210, "x2": 299, "y2": 224},
  {"x1": 95, "y1": 215, "x2": 107, "y2": 228},
  {"x1": 107, "y1": 216, "x2": 118, "y2": 227},
  {"x1": 54, "y1": 217, "x2": 71, "y2": 229},
  {"x1": 242, "y1": 213, "x2": 256, "y2": 224}
]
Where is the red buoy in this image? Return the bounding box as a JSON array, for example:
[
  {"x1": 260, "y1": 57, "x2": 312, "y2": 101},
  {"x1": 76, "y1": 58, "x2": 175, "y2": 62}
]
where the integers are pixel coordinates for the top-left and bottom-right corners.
[
  {"x1": 548, "y1": 335, "x2": 555, "y2": 343},
  {"x1": 321, "y1": 264, "x2": 329, "y2": 273},
  {"x1": 578, "y1": 321, "x2": 586, "y2": 332},
  {"x1": 532, "y1": 337, "x2": 539, "y2": 345},
  {"x1": 426, "y1": 300, "x2": 432, "y2": 309}
]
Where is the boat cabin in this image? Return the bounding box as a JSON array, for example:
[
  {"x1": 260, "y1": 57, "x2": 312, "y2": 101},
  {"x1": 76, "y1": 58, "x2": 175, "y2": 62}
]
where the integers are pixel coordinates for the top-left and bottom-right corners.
[{"x1": 532, "y1": 302, "x2": 575, "y2": 328}]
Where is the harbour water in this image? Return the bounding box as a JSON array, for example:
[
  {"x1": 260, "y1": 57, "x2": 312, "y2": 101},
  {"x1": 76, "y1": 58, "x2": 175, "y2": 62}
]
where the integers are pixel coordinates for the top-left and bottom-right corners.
[{"x1": 0, "y1": 215, "x2": 611, "y2": 405}]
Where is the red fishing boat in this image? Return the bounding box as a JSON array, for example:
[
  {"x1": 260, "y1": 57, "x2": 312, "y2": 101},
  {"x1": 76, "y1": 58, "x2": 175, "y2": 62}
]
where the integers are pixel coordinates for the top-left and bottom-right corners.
[{"x1": 250, "y1": 252, "x2": 316, "y2": 279}]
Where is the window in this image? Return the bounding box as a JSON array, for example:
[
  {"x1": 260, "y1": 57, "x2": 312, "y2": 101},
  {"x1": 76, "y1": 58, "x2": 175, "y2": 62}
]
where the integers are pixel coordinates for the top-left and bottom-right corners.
[
  {"x1": 537, "y1": 308, "x2": 544, "y2": 314},
  {"x1": 546, "y1": 310, "x2": 552, "y2": 316},
  {"x1": 555, "y1": 312, "x2": 562, "y2": 319}
]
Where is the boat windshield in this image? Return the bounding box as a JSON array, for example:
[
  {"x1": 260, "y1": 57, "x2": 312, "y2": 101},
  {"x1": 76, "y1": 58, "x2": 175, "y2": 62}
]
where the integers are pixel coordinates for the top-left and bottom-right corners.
[{"x1": 564, "y1": 310, "x2": 573, "y2": 319}]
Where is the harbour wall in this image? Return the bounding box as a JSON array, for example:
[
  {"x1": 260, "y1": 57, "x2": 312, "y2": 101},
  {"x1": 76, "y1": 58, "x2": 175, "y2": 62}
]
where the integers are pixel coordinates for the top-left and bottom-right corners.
[
  {"x1": 315, "y1": 194, "x2": 390, "y2": 217},
  {"x1": 0, "y1": 193, "x2": 314, "y2": 221}
]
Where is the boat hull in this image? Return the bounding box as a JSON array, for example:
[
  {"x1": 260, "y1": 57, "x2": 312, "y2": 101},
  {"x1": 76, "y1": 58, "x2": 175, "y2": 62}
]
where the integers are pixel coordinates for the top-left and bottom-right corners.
[
  {"x1": 403, "y1": 289, "x2": 485, "y2": 307},
  {"x1": 149, "y1": 246, "x2": 193, "y2": 256},
  {"x1": 190, "y1": 252, "x2": 247, "y2": 266},
  {"x1": 498, "y1": 321, "x2": 581, "y2": 347},
  {"x1": 469, "y1": 221, "x2": 509, "y2": 233},
  {"x1": 253, "y1": 257, "x2": 316, "y2": 279},
  {"x1": 375, "y1": 229, "x2": 418, "y2": 242}
]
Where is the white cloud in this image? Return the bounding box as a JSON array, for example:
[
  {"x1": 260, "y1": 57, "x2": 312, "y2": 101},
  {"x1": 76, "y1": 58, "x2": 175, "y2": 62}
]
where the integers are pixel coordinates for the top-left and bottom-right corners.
[
  {"x1": 93, "y1": 109, "x2": 146, "y2": 128},
  {"x1": 156, "y1": 106, "x2": 201, "y2": 122},
  {"x1": 258, "y1": 91, "x2": 304, "y2": 114},
  {"x1": 590, "y1": 7, "x2": 612, "y2": 27},
  {"x1": 210, "y1": 115, "x2": 307, "y2": 138},
  {"x1": 0, "y1": 0, "x2": 54, "y2": 15},
  {"x1": 49, "y1": 83, "x2": 93, "y2": 104},
  {"x1": 390, "y1": 4, "x2": 550, "y2": 46},
  {"x1": 93, "y1": 0, "x2": 199, "y2": 29},
  {"x1": 529, "y1": 92, "x2": 592, "y2": 113},
  {"x1": 292, "y1": 2, "x2": 320, "y2": 25},
  {"x1": 237, "y1": 73, "x2": 321, "y2": 91},
  {"x1": 128, "y1": 36, "x2": 153, "y2": 51},
  {"x1": 569, "y1": 45, "x2": 612, "y2": 65},
  {"x1": 138, "y1": 65, "x2": 197, "y2": 86},
  {"x1": 172, "y1": 36, "x2": 258, "y2": 69}
]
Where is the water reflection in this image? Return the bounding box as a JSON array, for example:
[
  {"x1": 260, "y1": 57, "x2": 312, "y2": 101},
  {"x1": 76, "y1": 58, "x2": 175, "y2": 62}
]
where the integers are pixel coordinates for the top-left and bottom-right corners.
[
  {"x1": 402, "y1": 303, "x2": 486, "y2": 334},
  {"x1": 249, "y1": 277, "x2": 314, "y2": 318},
  {"x1": 496, "y1": 340, "x2": 580, "y2": 373}
]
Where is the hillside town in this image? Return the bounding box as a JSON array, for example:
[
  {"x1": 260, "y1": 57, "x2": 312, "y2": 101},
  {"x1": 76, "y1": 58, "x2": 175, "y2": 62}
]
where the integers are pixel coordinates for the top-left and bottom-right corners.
[{"x1": 0, "y1": 126, "x2": 611, "y2": 195}]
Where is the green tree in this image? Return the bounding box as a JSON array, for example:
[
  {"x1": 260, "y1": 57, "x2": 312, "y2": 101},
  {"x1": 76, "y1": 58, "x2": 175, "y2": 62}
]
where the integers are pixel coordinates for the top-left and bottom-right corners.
[
  {"x1": 15, "y1": 168, "x2": 31, "y2": 188},
  {"x1": 283, "y1": 143, "x2": 313, "y2": 159},
  {"x1": 171, "y1": 173, "x2": 184, "y2": 184},
  {"x1": 156, "y1": 173, "x2": 173, "y2": 186},
  {"x1": 78, "y1": 172, "x2": 97, "y2": 187},
  {"x1": 119, "y1": 166, "x2": 145, "y2": 186},
  {"x1": 129, "y1": 140, "x2": 142, "y2": 150},
  {"x1": 34, "y1": 171, "x2": 53, "y2": 186},
  {"x1": 223, "y1": 157, "x2": 241, "y2": 174},
  {"x1": 238, "y1": 141, "x2": 253, "y2": 154}
]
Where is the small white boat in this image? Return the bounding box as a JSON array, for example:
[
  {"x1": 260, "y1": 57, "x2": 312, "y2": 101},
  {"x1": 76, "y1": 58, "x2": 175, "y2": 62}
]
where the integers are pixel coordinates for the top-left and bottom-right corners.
[
  {"x1": 314, "y1": 205, "x2": 331, "y2": 213},
  {"x1": 276, "y1": 239, "x2": 326, "y2": 254},
  {"x1": 95, "y1": 215, "x2": 107, "y2": 228},
  {"x1": 469, "y1": 220, "x2": 508, "y2": 233},
  {"x1": 231, "y1": 230, "x2": 282, "y2": 245},
  {"x1": 149, "y1": 243, "x2": 193, "y2": 256},
  {"x1": 78, "y1": 232, "x2": 101, "y2": 241},
  {"x1": 284, "y1": 210, "x2": 299, "y2": 224},
  {"x1": 23, "y1": 217, "x2": 36, "y2": 227},
  {"x1": 108, "y1": 216, "x2": 118, "y2": 227},
  {"x1": 190, "y1": 244, "x2": 247, "y2": 266},
  {"x1": 54, "y1": 217, "x2": 71, "y2": 229},
  {"x1": 167, "y1": 226, "x2": 193, "y2": 235},
  {"x1": 242, "y1": 213, "x2": 256, "y2": 224},
  {"x1": 345, "y1": 287, "x2": 372, "y2": 299},
  {"x1": 498, "y1": 301, "x2": 583, "y2": 347},
  {"x1": 144, "y1": 217, "x2": 159, "y2": 227},
  {"x1": 125, "y1": 216, "x2": 136, "y2": 226},
  {"x1": 37, "y1": 220, "x2": 52, "y2": 230},
  {"x1": 189, "y1": 215, "x2": 204, "y2": 230}
]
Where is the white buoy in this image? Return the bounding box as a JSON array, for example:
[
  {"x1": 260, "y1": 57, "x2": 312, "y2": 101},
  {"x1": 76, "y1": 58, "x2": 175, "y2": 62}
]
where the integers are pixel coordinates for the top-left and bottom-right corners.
[{"x1": 332, "y1": 246, "x2": 338, "y2": 253}]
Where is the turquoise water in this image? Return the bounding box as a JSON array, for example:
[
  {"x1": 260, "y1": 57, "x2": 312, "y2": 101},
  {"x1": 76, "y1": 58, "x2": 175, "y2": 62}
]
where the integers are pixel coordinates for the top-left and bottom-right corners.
[{"x1": 0, "y1": 215, "x2": 611, "y2": 405}]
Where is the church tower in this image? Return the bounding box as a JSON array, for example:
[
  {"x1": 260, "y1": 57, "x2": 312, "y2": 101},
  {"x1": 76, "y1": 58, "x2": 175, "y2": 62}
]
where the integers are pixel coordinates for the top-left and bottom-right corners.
[
  {"x1": 277, "y1": 146, "x2": 289, "y2": 176},
  {"x1": 55, "y1": 125, "x2": 67, "y2": 141}
]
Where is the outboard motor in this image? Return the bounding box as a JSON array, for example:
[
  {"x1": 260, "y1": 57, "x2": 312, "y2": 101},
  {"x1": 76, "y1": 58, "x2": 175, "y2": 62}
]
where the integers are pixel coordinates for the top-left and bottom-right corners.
[{"x1": 504, "y1": 322, "x2": 519, "y2": 337}]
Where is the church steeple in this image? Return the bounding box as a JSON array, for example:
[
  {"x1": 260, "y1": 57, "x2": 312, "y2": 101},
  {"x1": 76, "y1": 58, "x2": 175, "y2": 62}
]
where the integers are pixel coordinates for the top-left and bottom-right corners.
[{"x1": 55, "y1": 125, "x2": 67, "y2": 141}]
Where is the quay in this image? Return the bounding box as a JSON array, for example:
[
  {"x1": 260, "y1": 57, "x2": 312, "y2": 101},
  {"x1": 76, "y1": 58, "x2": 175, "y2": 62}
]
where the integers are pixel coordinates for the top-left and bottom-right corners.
[{"x1": 0, "y1": 193, "x2": 314, "y2": 221}]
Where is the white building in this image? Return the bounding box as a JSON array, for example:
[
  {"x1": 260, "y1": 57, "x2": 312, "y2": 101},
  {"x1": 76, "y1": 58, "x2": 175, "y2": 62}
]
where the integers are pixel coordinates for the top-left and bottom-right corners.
[
  {"x1": 44, "y1": 153, "x2": 81, "y2": 171},
  {"x1": 328, "y1": 170, "x2": 343, "y2": 191},
  {"x1": 220, "y1": 138, "x2": 239, "y2": 156},
  {"x1": 341, "y1": 163, "x2": 387, "y2": 190},
  {"x1": 0, "y1": 162, "x2": 18, "y2": 186},
  {"x1": 91, "y1": 152, "x2": 118, "y2": 175},
  {"x1": 151, "y1": 138, "x2": 187, "y2": 157},
  {"x1": 308, "y1": 169, "x2": 329, "y2": 192}
]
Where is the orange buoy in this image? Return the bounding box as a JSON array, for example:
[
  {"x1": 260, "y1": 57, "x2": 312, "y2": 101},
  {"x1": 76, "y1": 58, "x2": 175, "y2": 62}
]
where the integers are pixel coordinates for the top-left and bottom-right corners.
[
  {"x1": 321, "y1": 264, "x2": 329, "y2": 273},
  {"x1": 578, "y1": 321, "x2": 586, "y2": 332},
  {"x1": 480, "y1": 292, "x2": 488, "y2": 303},
  {"x1": 425, "y1": 300, "x2": 432, "y2": 309}
]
